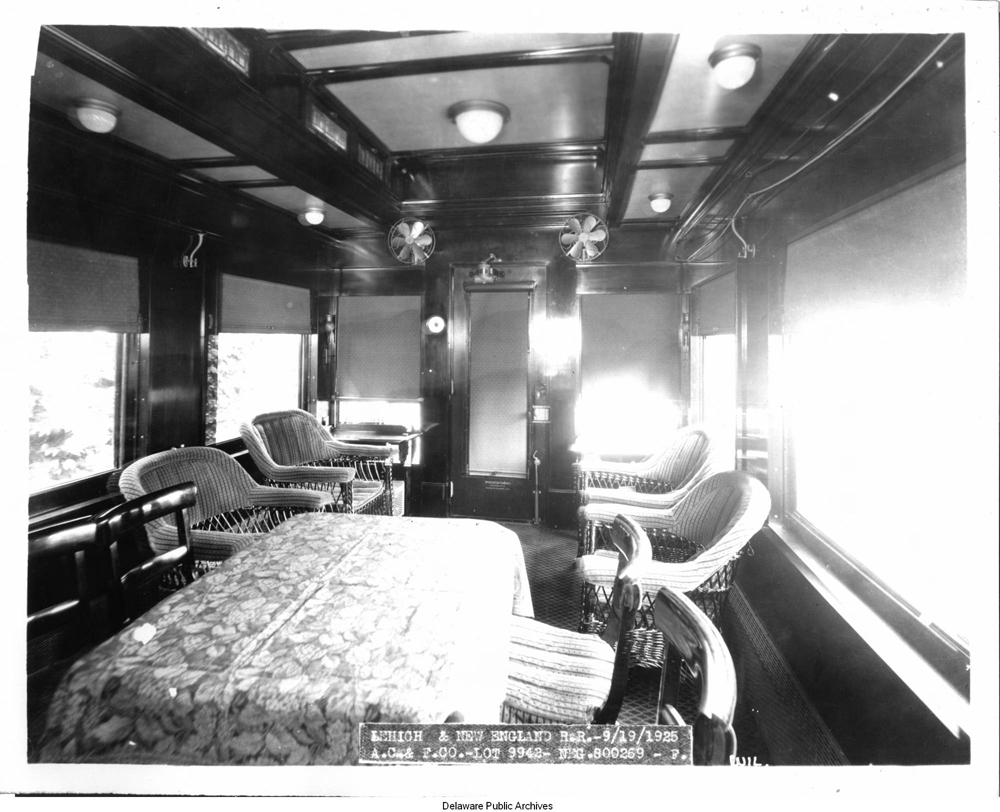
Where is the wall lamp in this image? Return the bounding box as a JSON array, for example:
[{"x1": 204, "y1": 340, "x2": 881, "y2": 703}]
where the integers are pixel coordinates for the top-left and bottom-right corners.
[
  {"x1": 447, "y1": 100, "x2": 510, "y2": 145},
  {"x1": 70, "y1": 98, "x2": 120, "y2": 133},
  {"x1": 649, "y1": 193, "x2": 674, "y2": 213},
  {"x1": 708, "y1": 43, "x2": 762, "y2": 90},
  {"x1": 298, "y1": 206, "x2": 325, "y2": 226}
]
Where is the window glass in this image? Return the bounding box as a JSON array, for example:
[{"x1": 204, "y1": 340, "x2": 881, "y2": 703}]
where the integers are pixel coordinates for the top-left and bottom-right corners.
[
  {"x1": 336, "y1": 399, "x2": 421, "y2": 429},
  {"x1": 215, "y1": 333, "x2": 303, "y2": 441},
  {"x1": 577, "y1": 293, "x2": 682, "y2": 455},
  {"x1": 701, "y1": 333, "x2": 737, "y2": 466},
  {"x1": 28, "y1": 332, "x2": 119, "y2": 491},
  {"x1": 786, "y1": 306, "x2": 967, "y2": 643}
]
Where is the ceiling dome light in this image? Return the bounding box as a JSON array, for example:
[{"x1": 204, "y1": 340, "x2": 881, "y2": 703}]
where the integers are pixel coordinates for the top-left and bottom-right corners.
[
  {"x1": 298, "y1": 206, "x2": 325, "y2": 226},
  {"x1": 649, "y1": 193, "x2": 674, "y2": 213},
  {"x1": 70, "y1": 98, "x2": 120, "y2": 133},
  {"x1": 708, "y1": 43, "x2": 762, "y2": 90},
  {"x1": 447, "y1": 100, "x2": 510, "y2": 145}
]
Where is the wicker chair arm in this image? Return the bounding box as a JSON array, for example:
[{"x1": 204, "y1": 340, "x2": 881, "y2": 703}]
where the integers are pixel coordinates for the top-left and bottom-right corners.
[
  {"x1": 581, "y1": 485, "x2": 683, "y2": 508},
  {"x1": 145, "y1": 523, "x2": 262, "y2": 563},
  {"x1": 579, "y1": 553, "x2": 726, "y2": 595},
  {"x1": 325, "y1": 439, "x2": 394, "y2": 460},
  {"x1": 247, "y1": 485, "x2": 333, "y2": 511},
  {"x1": 580, "y1": 503, "x2": 682, "y2": 532},
  {"x1": 256, "y1": 463, "x2": 356, "y2": 485}
]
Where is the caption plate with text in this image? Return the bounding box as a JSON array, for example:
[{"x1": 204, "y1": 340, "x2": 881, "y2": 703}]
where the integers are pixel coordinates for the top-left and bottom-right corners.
[{"x1": 359, "y1": 724, "x2": 692, "y2": 765}]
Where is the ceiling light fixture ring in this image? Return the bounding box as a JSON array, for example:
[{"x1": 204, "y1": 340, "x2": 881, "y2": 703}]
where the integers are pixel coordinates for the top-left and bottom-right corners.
[
  {"x1": 708, "y1": 43, "x2": 763, "y2": 90},
  {"x1": 70, "y1": 97, "x2": 120, "y2": 133},
  {"x1": 447, "y1": 100, "x2": 511, "y2": 145},
  {"x1": 649, "y1": 193, "x2": 674, "y2": 214}
]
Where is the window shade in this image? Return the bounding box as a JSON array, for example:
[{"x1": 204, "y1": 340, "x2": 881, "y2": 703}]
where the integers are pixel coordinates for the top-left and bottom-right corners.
[
  {"x1": 580, "y1": 292, "x2": 680, "y2": 401},
  {"x1": 28, "y1": 240, "x2": 140, "y2": 332},
  {"x1": 784, "y1": 163, "x2": 967, "y2": 332},
  {"x1": 336, "y1": 295, "x2": 421, "y2": 399},
  {"x1": 220, "y1": 274, "x2": 312, "y2": 333},
  {"x1": 693, "y1": 271, "x2": 736, "y2": 335}
]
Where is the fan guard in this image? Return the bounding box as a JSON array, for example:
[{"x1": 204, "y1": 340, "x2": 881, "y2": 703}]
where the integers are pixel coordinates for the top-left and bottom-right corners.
[
  {"x1": 559, "y1": 213, "x2": 609, "y2": 262},
  {"x1": 388, "y1": 219, "x2": 436, "y2": 265}
]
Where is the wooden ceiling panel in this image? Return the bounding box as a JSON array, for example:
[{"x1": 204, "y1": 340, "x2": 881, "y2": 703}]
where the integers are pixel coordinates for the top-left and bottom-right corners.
[
  {"x1": 640, "y1": 139, "x2": 735, "y2": 162},
  {"x1": 32, "y1": 54, "x2": 234, "y2": 162},
  {"x1": 288, "y1": 31, "x2": 610, "y2": 70},
  {"x1": 192, "y1": 165, "x2": 279, "y2": 183},
  {"x1": 327, "y1": 62, "x2": 609, "y2": 152},
  {"x1": 241, "y1": 186, "x2": 368, "y2": 229},
  {"x1": 649, "y1": 33, "x2": 812, "y2": 133},
  {"x1": 622, "y1": 165, "x2": 717, "y2": 221}
]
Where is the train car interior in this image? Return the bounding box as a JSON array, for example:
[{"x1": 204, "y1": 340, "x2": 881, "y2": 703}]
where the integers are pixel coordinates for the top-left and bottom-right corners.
[{"x1": 12, "y1": 8, "x2": 999, "y2": 795}]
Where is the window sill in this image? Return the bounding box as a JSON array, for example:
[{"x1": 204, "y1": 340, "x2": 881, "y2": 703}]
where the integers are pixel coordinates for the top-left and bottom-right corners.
[{"x1": 763, "y1": 520, "x2": 970, "y2": 739}]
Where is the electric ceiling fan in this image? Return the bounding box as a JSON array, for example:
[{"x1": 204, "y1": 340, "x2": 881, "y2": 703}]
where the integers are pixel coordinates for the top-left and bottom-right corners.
[
  {"x1": 559, "y1": 213, "x2": 608, "y2": 261},
  {"x1": 388, "y1": 219, "x2": 436, "y2": 265}
]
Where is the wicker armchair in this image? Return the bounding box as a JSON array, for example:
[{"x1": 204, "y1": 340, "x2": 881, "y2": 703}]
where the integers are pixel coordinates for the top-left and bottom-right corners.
[
  {"x1": 578, "y1": 470, "x2": 770, "y2": 667},
  {"x1": 502, "y1": 515, "x2": 651, "y2": 725},
  {"x1": 118, "y1": 446, "x2": 332, "y2": 565},
  {"x1": 654, "y1": 586, "x2": 738, "y2": 765},
  {"x1": 574, "y1": 424, "x2": 722, "y2": 509},
  {"x1": 250, "y1": 409, "x2": 394, "y2": 515},
  {"x1": 239, "y1": 421, "x2": 358, "y2": 512}
]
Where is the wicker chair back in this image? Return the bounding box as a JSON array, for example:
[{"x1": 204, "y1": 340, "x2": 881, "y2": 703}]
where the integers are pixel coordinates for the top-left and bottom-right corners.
[
  {"x1": 119, "y1": 446, "x2": 255, "y2": 529},
  {"x1": 251, "y1": 408, "x2": 333, "y2": 466}
]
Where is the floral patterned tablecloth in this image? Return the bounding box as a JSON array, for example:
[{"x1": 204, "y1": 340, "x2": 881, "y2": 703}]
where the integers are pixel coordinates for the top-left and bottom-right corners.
[{"x1": 38, "y1": 513, "x2": 532, "y2": 765}]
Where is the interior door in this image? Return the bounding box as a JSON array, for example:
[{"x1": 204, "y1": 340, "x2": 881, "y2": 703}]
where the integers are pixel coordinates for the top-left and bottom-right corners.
[{"x1": 449, "y1": 263, "x2": 548, "y2": 521}]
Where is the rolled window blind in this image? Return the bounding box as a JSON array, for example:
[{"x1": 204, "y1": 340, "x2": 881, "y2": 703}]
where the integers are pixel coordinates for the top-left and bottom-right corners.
[
  {"x1": 28, "y1": 240, "x2": 140, "y2": 332},
  {"x1": 693, "y1": 271, "x2": 736, "y2": 335},
  {"x1": 220, "y1": 274, "x2": 312, "y2": 333},
  {"x1": 336, "y1": 295, "x2": 421, "y2": 399},
  {"x1": 785, "y1": 163, "x2": 966, "y2": 332},
  {"x1": 580, "y1": 292, "x2": 680, "y2": 401}
]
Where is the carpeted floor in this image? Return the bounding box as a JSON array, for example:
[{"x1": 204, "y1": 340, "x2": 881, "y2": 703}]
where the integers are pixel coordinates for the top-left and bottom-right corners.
[{"x1": 503, "y1": 520, "x2": 771, "y2": 762}]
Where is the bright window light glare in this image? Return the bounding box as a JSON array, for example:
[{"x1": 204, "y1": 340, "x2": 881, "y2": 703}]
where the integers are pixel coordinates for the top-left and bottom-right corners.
[{"x1": 575, "y1": 387, "x2": 681, "y2": 457}]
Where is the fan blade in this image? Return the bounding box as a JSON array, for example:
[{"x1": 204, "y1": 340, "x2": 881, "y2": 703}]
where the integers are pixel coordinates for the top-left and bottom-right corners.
[
  {"x1": 411, "y1": 244, "x2": 426, "y2": 263},
  {"x1": 588, "y1": 228, "x2": 607, "y2": 242},
  {"x1": 560, "y1": 232, "x2": 579, "y2": 246},
  {"x1": 391, "y1": 236, "x2": 408, "y2": 250},
  {"x1": 410, "y1": 221, "x2": 425, "y2": 239},
  {"x1": 396, "y1": 222, "x2": 411, "y2": 239},
  {"x1": 415, "y1": 234, "x2": 433, "y2": 247},
  {"x1": 567, "y1": 217, "x2": 583, "y2": 234},
  {"x1": 568, "y1": 242, "x2": 583, "y2": 259},
  {"x1": 584, "y1": 241, "x2": 599, "y2": 259},
  {"x1": 582, "y1": 215, "x2": 597, "y2": 233},
  {"x1": 399, "y1": 244, "x2": 412, "y2": 261}
]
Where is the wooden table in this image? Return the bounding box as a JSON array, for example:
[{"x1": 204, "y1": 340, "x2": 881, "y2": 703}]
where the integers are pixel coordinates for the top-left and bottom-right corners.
[{"x1": 38, "y1": 512, "x2": 532, "y2": 765}]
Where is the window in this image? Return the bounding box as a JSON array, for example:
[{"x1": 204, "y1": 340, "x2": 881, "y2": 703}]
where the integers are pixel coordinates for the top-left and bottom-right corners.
[
  {"x1": 214, "y1": 333, "x2": 304, "y2": 441},
  {"x1": 334, "y1": 295, "x2": 421, "y2": 427},
  {"x1": 697, "y1": 334, "x2": 737, "y2": 465},
  {"x1": 27, "y1": 240, "x2": 142, "y2": 493},
  {"x1": 208, "y1": 274, "x2": 312, "y2": 442},
  {"x1": 692, "y1": 272, "x2": 737, "y2": 464},
  {"x1": 28, "y1": 332, "x2": 122, "y2": 491},
  {"x1": 782, "y1": 163, "x2": 969, "y2": 644},
  {"x1": 577, "y1": 292, "x2": 682, "y2": 456}
]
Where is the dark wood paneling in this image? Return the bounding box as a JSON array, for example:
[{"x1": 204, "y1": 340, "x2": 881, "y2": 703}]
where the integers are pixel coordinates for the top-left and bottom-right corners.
[
  {"x1": 738, "y1": 531, "x2": 970, "y2": 765},
  {"x1": 43, "y1": 26, "x2": 398, "y2": 228},
  {"x1": 576, "y1": 264, "x2": 681, "y2": 293},
  {"x1": 146, "y1": 248, "x2": 206, "y2": 453}
]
